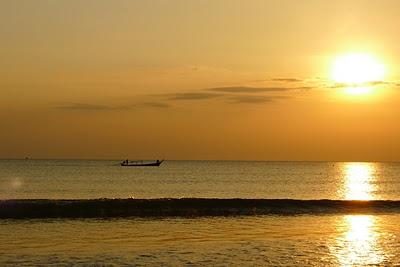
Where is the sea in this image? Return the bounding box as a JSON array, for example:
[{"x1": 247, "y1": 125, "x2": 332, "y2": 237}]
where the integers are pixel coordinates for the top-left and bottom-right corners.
[{"x1": 1, "y1": 159, "x2": 400, "y2": 266}]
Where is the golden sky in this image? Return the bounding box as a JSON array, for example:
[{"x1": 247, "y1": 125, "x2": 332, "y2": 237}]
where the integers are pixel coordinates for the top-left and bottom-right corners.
[{"x1": 1, "y1": 0, "x2": 400, "y2": 160}]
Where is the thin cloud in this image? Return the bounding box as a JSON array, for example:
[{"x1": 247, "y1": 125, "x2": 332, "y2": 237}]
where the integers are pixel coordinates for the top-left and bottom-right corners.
[
  {"x1": 271, "y1": 78, "x2": 303, "y2": 82},
  {"x1": 328, "y1": 83, "x2": 347, "y2": 89},
  {"x1": 229, "y1": 95, "x2": 289, "y2": 104},
  {"x1": 169, "y1": 92, "x2": 222, "y2": 100},
  {"x1": 207, "y1": 86, "x2": 311, "y2": 93},
  {"x1": 328, "y1": 80, "x2": 392, "y2": 89},
  {"x1": 367, "y1": 80, "x2": 391, "y2": 86},
  {"x1": 139, "y1": 102, "x2": 171, "y2": 108},
  {"x1": 294, "y1": 86, "x2": 313, "y2": 90},
  {"x1": 55, "y1": 102, "x2": 170, "y2": 111},
  {"x1": 55, "y1": 103, "x2": 114, "y2": 111}
]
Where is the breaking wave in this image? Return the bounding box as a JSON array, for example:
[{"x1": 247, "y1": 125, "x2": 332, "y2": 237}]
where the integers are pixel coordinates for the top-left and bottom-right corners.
[{"x1": 1, "y1": 198, "x2": 400, "y2": 218}]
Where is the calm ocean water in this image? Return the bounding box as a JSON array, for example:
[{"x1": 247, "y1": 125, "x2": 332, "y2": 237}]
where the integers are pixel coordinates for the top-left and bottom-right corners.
[
  {"x1": 1, "y1": 159, "x2": 400, "y2": 200},
  {"x1": 1, "y1": 160, "x2": 400, "y2": 266}
]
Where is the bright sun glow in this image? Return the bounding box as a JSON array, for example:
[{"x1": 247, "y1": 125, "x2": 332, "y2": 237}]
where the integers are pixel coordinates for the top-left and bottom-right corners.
[
  {"x1": 331, "y1": 53, "x2": 385, "y2": 84},
  {"x1": 344, "y1": 86, "x2": 373, "y2": 96}
]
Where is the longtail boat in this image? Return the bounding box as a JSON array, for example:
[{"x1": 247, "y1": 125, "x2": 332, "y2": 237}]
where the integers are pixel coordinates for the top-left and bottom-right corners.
[{"x1": 120, "y1": 159, "x2": 164, "y2": 167}]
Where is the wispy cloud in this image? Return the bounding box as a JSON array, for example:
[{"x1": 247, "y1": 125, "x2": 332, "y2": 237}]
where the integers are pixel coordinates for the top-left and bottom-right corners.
[
  {"x1": 251, "y1": 77, "x2": 303, "y2": 83},
  {"x1": 55, "y1": 101, "x2": 170, "y2": 111},
  {"x1": 229, "y1": 95, "x2": 289, "y2": 104},
  {"x1": 139, "y1": 102, "x2": 171, "y2": 108},
  {"x1": 327, "y1": 80, "x2": 393, "y2": 89},
  {"x1": 270, "y1": 78, "x2": 303, "y2": 82},
  {"x1": 367, "y1": 80, "x2": 392, "y2": 86},
  {"x1": 169, "y1": 92, "x2": 222, "y2": 100},
  {"x1": 160, "y1": 84, "x2": 310, "y2": 105},
  {"x1": 57, "y1": 83, "x2": 314, "y2": 112},
  {"x1": 207, "y1": 86, "x2": 311, "y2": 93},
  {"x1": 55, "y1": 103, "x2": 116, "y2": 111}
]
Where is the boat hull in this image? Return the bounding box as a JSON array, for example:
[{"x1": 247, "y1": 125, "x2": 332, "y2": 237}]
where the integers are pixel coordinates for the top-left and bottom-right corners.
[{"x1": 120, "y1": 160, "x2": 163, "y2": 167}]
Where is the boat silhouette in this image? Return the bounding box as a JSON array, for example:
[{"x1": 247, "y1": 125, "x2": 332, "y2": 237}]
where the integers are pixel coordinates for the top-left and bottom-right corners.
[{"x1": 120, "y1": 159, "x2": 164, "y2": 167}]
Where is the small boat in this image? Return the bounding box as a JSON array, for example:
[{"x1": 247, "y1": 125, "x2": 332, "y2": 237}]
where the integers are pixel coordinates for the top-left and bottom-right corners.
[{"x1": 120, "y1": 159, "x2": 164, "y2": 167}]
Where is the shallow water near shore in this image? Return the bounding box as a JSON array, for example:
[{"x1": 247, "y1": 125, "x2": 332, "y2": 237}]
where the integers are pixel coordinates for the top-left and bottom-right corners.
[{"x1": 1, "y1": 214, "x2": 400, "y2": 266}]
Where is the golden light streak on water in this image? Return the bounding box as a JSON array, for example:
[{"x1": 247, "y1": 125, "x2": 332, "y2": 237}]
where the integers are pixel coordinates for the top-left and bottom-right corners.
[
  {"x1": 334, "y1": 215, "x2": 384, "y2": 266},
  {"x1": 333, "y1": 163, "x2": 386, "y2": 265},
  {"x1": 341, "y1": 162, "x2": 376, "y2": 200}
]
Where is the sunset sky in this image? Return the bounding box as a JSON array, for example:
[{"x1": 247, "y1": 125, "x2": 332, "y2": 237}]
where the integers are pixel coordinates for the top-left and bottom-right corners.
[{"x1": 1, "y1": 0, "x2": 400, "y2": 161}]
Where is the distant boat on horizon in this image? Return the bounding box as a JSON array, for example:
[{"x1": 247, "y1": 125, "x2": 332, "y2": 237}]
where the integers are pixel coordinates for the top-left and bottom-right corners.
[{"x1": 120, "y1": 159, "x2": 164, "y2": 167}]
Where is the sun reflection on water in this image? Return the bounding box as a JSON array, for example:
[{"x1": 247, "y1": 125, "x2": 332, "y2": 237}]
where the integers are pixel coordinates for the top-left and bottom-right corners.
[
  {"x1": 341, "y1": 162, "x2": 376, "y2": 200},
  {"x1": 333, "y1": 163, "x2": 384, "y2": 265},
  {"x1": 335, "y1": 215, "x2": 384, "y2": 266}
]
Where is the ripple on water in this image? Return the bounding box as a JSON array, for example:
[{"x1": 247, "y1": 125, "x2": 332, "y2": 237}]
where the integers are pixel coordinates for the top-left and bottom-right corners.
[{"x1": 1, "y1": 215, "x2": 400, "y2": 266}]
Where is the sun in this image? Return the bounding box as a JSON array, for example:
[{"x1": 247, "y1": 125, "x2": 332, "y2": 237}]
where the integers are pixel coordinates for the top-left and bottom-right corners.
[{"x1": 331, "y1": 53, "x2": 385, "y2": 84}]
